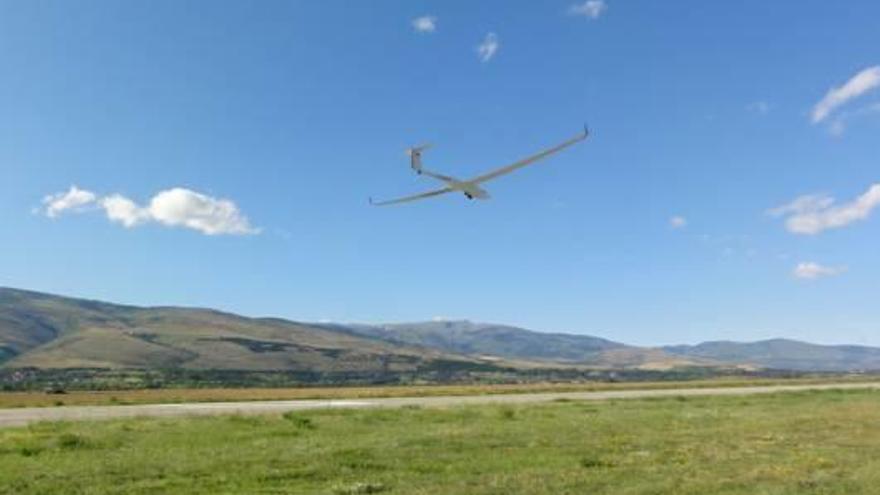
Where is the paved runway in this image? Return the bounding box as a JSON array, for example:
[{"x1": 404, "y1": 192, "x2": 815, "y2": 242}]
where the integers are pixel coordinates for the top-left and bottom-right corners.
[{"x1": 1, "y1": 382, "x2": 877, "y2": 428}]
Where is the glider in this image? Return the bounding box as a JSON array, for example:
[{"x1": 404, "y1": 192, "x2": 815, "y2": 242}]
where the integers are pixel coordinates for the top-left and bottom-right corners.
[{"x1": 369, "y1": 126, "x2": 589, "y2": 206}]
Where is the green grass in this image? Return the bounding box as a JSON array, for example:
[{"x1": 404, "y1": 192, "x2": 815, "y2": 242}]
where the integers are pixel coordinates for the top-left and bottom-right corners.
[{"x1": 2, "y1": 389, "x2": 880, "y2": 494}]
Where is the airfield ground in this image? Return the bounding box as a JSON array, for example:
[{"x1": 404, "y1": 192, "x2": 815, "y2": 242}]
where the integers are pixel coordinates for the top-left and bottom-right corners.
[
  {"x1": 0, "y1": 375, "x2": 875, "y2": 409},
  {"x1": 1, "y1": 388, "x2": 879, "y2": 494}
]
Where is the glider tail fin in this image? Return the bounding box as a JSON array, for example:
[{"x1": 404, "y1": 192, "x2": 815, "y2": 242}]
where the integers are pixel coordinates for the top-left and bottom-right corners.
[{"x1": 406, "y1": 143, "x2": 432, "y2": 174}]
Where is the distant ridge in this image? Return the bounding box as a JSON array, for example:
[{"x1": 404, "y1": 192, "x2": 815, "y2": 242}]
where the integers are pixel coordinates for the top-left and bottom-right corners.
[
  {"x1": 663, "y1": 339, "x2": 880, "y2": 372},
  {"x1": 343, "y1": 320, "x2": 623, "y2": 358},
  {"x1": 2, "y1": 287, "x2": 880, "y2": 372}
]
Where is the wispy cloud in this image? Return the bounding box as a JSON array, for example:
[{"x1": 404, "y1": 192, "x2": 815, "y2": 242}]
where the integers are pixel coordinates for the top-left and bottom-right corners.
[
  {"x1": 827, "y1": 102, "x2": 880, "y2": 136},
  {"x1": 39, "y1": 186, "x2": 259, "y2": 236},
  {"x1": 411, "y1": 15, "x2": 437, "y2": 33},
  {"x1": 41, "y1": 186, "x2": 97, "y2": 218},
  {"x1": 828, "y1": 119, "x2": 847, "y2": 137},
  {"x1": 770, "y1": 184, "x2": 880, "y2": 235},
  {"x1": 568, "y1": 0, "x2": 607, "y2": 19},
  {"x1": 811, "y1": 66, "x2": 880, "y2": 124},
  {"x1": 768, "y1": 194, "x2": 835, "y2": 218},
  {"x1": 793, "y1": 262, "x2": 846, "y2": 280},
  {"x1": 669, "y1": 216, "x2": 687, "y2": 229},
  {"x1": 746, "y1": 101, "x2": 770, "y2": 115},
  {"x1": 476, "y1": 33, "x2": 499, "y2": 63}
]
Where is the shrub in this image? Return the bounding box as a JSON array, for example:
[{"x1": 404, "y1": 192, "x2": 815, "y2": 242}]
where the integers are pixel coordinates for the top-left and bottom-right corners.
[
  {"x1": 579, "y1": 455, "x2": 615, "y2": 469},
  {"x1": 57, "y1": 433, "x2": 89, "y2": 450},
  {"x1": 282, "y1": 412, "x2": 315, "y2": 429}
]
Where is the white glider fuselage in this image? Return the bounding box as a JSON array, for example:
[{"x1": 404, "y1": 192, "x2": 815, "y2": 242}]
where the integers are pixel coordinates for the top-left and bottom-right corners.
[
  {"x1": 369, "y1": 127, "x2": 588, "y2": 206},
  {"x1": 417, "y1": 170, "x2": 491, "y2": 200}
]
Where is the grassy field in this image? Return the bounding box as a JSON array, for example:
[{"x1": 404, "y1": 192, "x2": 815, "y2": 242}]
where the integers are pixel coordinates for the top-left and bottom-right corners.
[
  {"x1": 1, "y1": 375, "x2": 875, "y2": 408},
  {"x1": 1, "y1": 389, "x2": 879, "y2": 494}
]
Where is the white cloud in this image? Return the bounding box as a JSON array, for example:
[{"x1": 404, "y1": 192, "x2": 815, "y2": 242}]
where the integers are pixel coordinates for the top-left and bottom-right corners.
[
  {"x1": 569, "y1": 0, "x2": 607, "y2": 19},
  {"x1": 147, "y1": 188, "x2": 258, "y2": 235},
  {"x1": 793, "y1": 262, "x2": 846, "y2": 280},
  {"x1": 412, "y1": 15, "x2": 437, "y2": 33},
  {"x1": 476, "y1": 33, "x2": 499, "y2": 63},
  {"x1": 41, "y1": 186, "x2": 97, "y2": 218},
  {"x1": 669, "y1": 216, "x2": 687, "y2": 229},
  {"x1": 41, "y1": 186, "x2": 259, "y2": 236},
  {"x1": 811, "y1": 66, "x2": 880, "y2": 124},
  {"x1": 770, "y1": 184, "x2": 880, "y2": 235},
  {"x1": 101, "y1": 194, "x2": 149, "y2": 228}
]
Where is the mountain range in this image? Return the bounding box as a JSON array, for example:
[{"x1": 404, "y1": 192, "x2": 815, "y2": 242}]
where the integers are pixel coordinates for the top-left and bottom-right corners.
[{"x1": 2, "y1": 287, "x2": 880, "y2": 373}]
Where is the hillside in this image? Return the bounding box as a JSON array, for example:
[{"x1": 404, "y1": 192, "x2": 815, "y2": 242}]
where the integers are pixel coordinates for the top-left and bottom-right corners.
[
  {"x1": 0, "y1": 288, "x2": 479, "y2": 373},
  {"x1": 341, "y1": 321, "x2": 622, "y2": 360},
  {"x1": 3, "y1": 287, "x2": 880, "y2": 374},
  {"x1": 338, "y1": 321, "x2": 701, "y2": 369},
  {"x1": 1, "y1": 288, "x2": 710, "y2": 373}
]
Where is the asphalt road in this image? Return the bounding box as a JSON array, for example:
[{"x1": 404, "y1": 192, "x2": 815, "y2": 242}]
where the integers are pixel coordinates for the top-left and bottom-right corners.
[{"x1": 1, "y1": 382, "x2": 878, "y2": 428}]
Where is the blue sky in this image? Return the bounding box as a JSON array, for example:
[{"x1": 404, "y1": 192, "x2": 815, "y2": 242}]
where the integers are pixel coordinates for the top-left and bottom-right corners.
[{"x1": 2, "y1": 1, "x2": 879, "y2": 346}]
